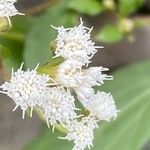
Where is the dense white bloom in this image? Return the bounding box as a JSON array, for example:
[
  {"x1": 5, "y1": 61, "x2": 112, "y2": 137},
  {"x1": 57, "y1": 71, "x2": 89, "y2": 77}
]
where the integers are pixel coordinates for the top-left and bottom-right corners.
[
  {"x1": 41, "y1": 87, "x2": 77, "y2": 128},
  {"x1": 56, "y1": 61, "x2": 113, "y2": 109},
  {"x1": 53, "y1": 19, "x2": 103, "y2": 65},
  {"x1": 56, "y1": 60, "x2": 112, "y2": 89},
  {"x1": 0, "y1": 63, "x2": 51, "y2": 119},
  {"x1": 74, "y1": 67, "x2": 112, "y2": 105},
  {"x1": 83, "y1": 67, "x2": 113, "y2": 87},
  {"x1": 56, "y1": 60, "x2": 84, "y2": 88},
  {"x1": 86, "y1": 92, "x2": 118, "y2": 121},
  {"x1": 62, "y1": 117, "x2": 97, "y2": 150},
  {"x1": 75, "y1": 66, "x2": 113, "y2": 103},
  {"x1": 0, "y1": 0, "x2": 24, "y2": 25}
]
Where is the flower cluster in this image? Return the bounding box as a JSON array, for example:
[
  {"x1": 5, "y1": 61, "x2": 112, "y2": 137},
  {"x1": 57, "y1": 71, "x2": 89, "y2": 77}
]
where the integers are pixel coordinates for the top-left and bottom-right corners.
[
  {"x1": 0, "y1": 20, "x2": 118, "y2": 150},
  {"x1": 0, "y1": 63, "x2": 51, "y2": 119},
  {"x1": 41, "y1": 86, "x2": 77, "y2": 129},
  {"x1": 0, "y1": 0, "x2": 24, "y2": 25},
  {"x1": 53, "y1": 19, "x2": 103, "y2": 65}
]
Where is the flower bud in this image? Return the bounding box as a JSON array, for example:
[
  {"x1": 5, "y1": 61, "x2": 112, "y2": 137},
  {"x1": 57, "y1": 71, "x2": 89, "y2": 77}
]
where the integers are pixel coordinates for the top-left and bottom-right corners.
[
  {"x1": 119, "y1": 18, "x2": 134, "y2": 33},
  {"x1": 103, "y1": 0, "x2": 115, "y2": 11},
  {"x1": 0, "y1": 17, "x2": 11, "y2": 34}
]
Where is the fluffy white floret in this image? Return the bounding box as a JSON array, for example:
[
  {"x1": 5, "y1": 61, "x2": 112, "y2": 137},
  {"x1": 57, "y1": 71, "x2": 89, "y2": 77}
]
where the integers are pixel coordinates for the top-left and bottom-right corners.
[
  {"x1": 40, "y1": 87, "x2": 77, "y2": 128},
  {"x1": 56, "y1": 60, "x2": 84, "y2": 88},
  {"x1": 83, "y1": 67, "x2": 113, "y2": 87},
  {"x1": 56, "y1": 61, "x2": 112, "y2": 89},
  {"x1": 87, "y1": 92, "x2": 118, "y2": 121},
  {"x1": 53, "y1": 19, "x2": 103, "y2": 65},
  {"x1": 62, "y1": 117, "x2": 97, "y2": 150},
  {"x1": 74, "y1": 66, "x2": 113, "y2": 106},
  {"x1": 0, "y1": 0, "x2": 24, "y2": 25},
  {"x1": 0, "y1": 63, "x2": 51, "y2": 119}
]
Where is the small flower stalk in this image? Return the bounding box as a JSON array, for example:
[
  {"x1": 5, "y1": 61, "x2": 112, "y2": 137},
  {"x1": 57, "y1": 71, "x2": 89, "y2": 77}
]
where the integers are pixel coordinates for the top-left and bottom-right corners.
[
  {"x1": 0, "y1": 19, "x2": 119, "y2": 150},
  {"x1": 0, "y1": 0, "x2": 24, "y2": 26}
]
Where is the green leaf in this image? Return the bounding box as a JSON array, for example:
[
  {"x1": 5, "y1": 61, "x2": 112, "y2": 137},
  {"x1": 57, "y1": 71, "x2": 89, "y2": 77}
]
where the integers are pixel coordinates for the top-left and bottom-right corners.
[
  {"x1": 23, "y1": 0, "x2": 77, "y2": 68},
  {"x1": 67, "y1": 0, "x2": 103, "y2": 15},
  {"x1": 0, "y1": 16, "x2": 35, "y2": 71},
  {"x1": 94, "y1": 60, "x2": 150, "y2": 150},
  {"x1": 24, "y1": 60, "x2": 150, "y2": 150},
  {"x1": 119, "y1": 0, "x2": 144, "y2": 16},
  {"x1": 0, "y1": 44, "x2": 14, "y2": 69},
  {"x1": 0, "y1": 37, "x2": 24, "y2": 70},
  {"x1": 12, "y1": 16, "x2": 36, "y2": 33},
  {"x1": 96, "y1": 25, "x2": 124, "y2": 43},
  {"x1": 24, "y1": 129, "x2": 72, "y2": 150}
]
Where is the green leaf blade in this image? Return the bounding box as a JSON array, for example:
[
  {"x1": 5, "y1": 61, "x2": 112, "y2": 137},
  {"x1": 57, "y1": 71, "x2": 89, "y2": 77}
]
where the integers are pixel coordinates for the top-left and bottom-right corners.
[
  {"x1": 119, "y1": 0, "x2": 144, "y2": 16},
  {"x1": 68, "y1": 0, "x2": 103, "y2": 15},
  {"x1": 96, "y1": 25, "x2": 124, "y2": 43}
]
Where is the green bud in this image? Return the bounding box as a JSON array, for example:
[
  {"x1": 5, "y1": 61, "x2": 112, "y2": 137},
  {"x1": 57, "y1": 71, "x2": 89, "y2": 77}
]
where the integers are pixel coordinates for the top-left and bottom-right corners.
[
  {"x1": 0, "y1": 17, "x2": 11, "y2": 34},
  {"x1": 119, "y1": 19, "x2": 134, "y2": 33},
  {"x1": 103, "y1": 0, "x2": 115, "y2": 11},
  {"x1": 49, "y1": 41, "x2": 57, "y2": 53}
]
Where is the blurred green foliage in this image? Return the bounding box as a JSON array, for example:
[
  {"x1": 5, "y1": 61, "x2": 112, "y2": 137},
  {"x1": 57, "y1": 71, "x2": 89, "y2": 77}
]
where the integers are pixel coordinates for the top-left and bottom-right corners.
[
  {"x1": 96, "y1": 24, "x2": 124, "y2": 43},
  {"x1": 68, "y1": 0, "x2": 104, "y2": 15},
  {"x1": 0, "y1": 16, "x2": 35, "y2": 70},
  {"x1": 119, "y1": 0, "x2": 144, "y2": 16},
  {"x1": 67, "y1": 0, "x2": 146, "y2": 43}
]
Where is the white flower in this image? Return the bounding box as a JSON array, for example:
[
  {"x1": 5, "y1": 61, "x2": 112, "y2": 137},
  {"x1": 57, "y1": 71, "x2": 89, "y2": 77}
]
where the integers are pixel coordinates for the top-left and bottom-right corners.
[
  {"x1": 53, "y1": 19, "x2": 103, "y2": 65},
  {"x1": 83, "y1": 67, "x2": 113, "y2": 87},
  {"x1": 0, "y1": 0, "x2": 24, "y2": 25},
  {"x1": 56, "y1": 60, "x2": 84, "y2": 88},
  {"x1": 40, "y1": 86, "x2": 77, "y2": 128},
  {"x1": 86, "y1": 92, "x2": 118, "y2": 121},
  {"x1": 62, "y1": 117, "x2": 97, "y2": 150},
  {"x1": 0, "y1": 63, "x2": 51, "y2": 119},
  {"x1": 56, "y1": 60, "x2": 112, "y2": 89},
  {"x1": 56, "y1": 61, "x2": 114, "y2": 114},
  {"x1": 71, "y1": 66, "x2": 112, "y2": 106}
]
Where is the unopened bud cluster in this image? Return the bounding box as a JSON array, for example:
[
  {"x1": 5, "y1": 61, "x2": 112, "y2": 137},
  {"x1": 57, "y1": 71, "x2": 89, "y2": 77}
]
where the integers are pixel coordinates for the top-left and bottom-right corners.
[{"x1": 0, "y1": 19, "x2": 119, "y2": 150}]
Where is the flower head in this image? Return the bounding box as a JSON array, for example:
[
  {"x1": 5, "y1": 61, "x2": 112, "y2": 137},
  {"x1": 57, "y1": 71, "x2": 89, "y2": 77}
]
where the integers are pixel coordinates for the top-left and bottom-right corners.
[
  {"x1": 62, "y1": 117, "x2": 97, "y2": 150},
  {"x1": 0, "y1": 63, "x2": 51, "y2": 119},
  {"x1": 56, "y1": 60, "x2": 84, "y2": 88},
  {"x1": 86, "y1": 92, "x2": 118, "y2": 121},
  {"x1": 53, "y1": 19, "x2": 103, "y2": 65},
  {"x1": 83, "y1": 67, "x2": 113, "y2": 87},
  {"x1": 74, "y1": 66, "x2": 113, "y2": 104},
  {"x1": 0, "y1": 0, "x2": 24, "y2": 25},
  {"x1": 41, "y1": 87, "x2": 77, "y2": 128}
]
